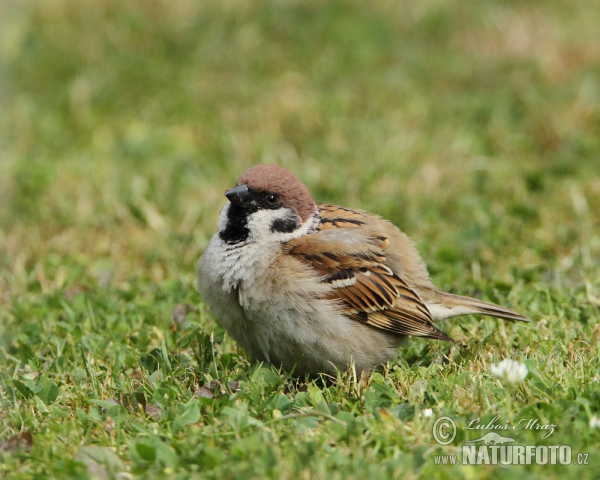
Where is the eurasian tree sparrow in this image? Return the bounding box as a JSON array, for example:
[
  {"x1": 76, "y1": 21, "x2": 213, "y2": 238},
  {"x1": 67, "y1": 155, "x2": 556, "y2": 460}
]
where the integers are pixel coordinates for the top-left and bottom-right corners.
[{"x1": 198, "y1": 165, "x2": 527, "y2": 376}]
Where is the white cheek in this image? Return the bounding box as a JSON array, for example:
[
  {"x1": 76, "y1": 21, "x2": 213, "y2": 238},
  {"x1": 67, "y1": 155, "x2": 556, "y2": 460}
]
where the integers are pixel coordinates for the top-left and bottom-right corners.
[
  {"x1": 217, "y1": 203, "x2": 319, "y2": 244},
  {"x1": 246, "y1": 208, "x2": 299, "y2": 242}
]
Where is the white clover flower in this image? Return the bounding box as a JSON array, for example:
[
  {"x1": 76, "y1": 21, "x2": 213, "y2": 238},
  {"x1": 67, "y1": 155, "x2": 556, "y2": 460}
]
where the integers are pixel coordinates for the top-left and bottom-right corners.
[
  {"x1": 422, "y1": 408, "x2": 433, "y2": 418},
  {"x1": 491, "y1": 359, "x2": 528, "y2": 385},
  {"x1": 590, "y1": 415, "x2": 600, "y2": 429}
]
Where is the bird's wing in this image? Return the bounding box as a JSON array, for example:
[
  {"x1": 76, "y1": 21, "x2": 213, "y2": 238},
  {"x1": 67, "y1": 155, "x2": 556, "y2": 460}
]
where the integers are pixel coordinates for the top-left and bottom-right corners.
[{"x1": 284, "y1": 204, "x2": 453, "y2": 342}]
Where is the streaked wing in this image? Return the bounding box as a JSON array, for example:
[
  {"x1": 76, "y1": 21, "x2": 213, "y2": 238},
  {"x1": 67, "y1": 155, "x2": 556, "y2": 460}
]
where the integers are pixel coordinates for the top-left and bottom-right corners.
[{"x1": 285, "y1": 204, "x2": 453, "y2": 342}]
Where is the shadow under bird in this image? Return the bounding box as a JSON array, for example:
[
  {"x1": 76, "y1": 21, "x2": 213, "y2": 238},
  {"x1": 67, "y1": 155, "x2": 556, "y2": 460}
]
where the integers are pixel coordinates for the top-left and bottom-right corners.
[{"x1": 198, "y1": 165, "x2": 528, "y2": 376}]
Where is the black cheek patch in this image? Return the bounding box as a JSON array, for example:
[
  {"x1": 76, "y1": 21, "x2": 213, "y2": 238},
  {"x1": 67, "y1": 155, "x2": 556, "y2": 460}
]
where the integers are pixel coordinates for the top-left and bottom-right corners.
[{"x1": 271, "y1": 217, "x2": 300, "y2": 233}]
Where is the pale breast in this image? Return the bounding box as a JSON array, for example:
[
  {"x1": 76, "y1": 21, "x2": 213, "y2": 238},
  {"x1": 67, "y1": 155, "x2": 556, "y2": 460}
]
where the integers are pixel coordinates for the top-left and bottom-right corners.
[
  {"x1": 198, "y1": 214, "x2": 406, "y2": 375},
  {"x1": 237, "y1": 253, "x2": 403, "y2": 375}
]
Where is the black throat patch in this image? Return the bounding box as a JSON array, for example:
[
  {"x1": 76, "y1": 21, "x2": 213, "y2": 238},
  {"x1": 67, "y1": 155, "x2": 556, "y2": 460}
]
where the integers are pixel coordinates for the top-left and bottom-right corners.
[{"x1": 219, "y1": 204, "x2": 255, "y2": 244}]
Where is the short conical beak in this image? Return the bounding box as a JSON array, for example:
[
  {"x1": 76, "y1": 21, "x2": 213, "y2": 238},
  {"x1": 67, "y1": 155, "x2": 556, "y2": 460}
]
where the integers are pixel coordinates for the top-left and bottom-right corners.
[{"x1": 225, "y1": 184, "x2": 252, "y2": 207}]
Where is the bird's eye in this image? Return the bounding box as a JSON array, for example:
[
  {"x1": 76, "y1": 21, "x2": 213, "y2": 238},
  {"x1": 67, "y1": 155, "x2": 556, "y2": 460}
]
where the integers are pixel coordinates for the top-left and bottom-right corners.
[{"x1": 265, "y1": 193, "x2": 279, "y2": 205}]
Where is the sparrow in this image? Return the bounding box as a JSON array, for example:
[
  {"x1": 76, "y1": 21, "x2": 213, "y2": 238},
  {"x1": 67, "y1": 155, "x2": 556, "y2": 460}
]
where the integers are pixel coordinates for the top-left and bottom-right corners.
[{"x1": 197, "y1": 165, "x2": 527, "y2": 376}]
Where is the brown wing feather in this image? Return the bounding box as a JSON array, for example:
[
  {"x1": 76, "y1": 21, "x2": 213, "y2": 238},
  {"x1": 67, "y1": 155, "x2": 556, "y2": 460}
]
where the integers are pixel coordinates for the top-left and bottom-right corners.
[{"x1": 285, "y1": 204, "x2": 453, "y2": 342}]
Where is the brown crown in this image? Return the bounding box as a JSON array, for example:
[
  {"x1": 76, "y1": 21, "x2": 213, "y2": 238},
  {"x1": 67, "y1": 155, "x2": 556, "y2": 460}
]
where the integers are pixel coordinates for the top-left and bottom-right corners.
[{"x1": 237, "y1": 165, "x2": 315, "y2": 222}]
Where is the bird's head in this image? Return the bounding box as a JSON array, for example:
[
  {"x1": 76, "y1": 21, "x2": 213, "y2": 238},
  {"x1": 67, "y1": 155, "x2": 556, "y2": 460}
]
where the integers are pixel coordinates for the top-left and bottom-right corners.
[{"x1": 218, "y1": 165, "x2": 318, "y2": 244}]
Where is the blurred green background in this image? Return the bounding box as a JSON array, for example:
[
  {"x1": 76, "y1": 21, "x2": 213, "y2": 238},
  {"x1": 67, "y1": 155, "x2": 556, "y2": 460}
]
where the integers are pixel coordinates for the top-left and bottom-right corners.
[
  {"x1": 1, "y1": 1, "x2": 599, "y2": 478},
  {"x1": 1, "y1": 0, "x2": 598, "y2": 293}
]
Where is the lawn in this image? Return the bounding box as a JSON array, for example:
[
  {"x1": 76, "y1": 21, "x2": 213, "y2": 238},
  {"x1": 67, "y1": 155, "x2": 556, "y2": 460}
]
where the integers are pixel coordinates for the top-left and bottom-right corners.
[{"x1": 1, "y1": 0, "x2": 599, "y2": 478}]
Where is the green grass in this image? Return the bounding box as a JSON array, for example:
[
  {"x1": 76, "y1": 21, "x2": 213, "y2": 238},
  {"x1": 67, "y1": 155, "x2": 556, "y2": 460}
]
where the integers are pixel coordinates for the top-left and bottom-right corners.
[{"x1": 1, "y1": 0, "x2": 600, "y2": 478}]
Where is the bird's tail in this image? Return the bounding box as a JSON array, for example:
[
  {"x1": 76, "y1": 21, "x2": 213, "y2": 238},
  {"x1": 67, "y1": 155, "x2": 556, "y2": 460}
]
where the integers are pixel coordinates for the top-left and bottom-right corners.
[{"x1": 428, "y1": 291, "x2": 529, "y2": 323}]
